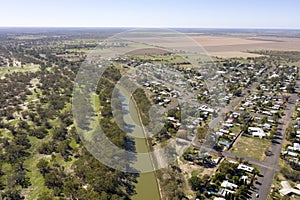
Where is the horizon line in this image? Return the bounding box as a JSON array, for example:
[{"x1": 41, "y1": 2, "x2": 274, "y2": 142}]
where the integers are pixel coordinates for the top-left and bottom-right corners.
[{"x1": 0, "y1": 26, "x2": 300, "y2": 30}]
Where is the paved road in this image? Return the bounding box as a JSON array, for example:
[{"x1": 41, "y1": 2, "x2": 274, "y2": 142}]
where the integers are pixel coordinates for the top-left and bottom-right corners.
[
  {"x1": 251, "y1": 72, "x2": 300, "y2": 200},
  {"x1": 132, "y1": 62, "x2": 295, "y2": 200},
  {"x1": 223, "y1": 66, "x2": 275, "y2": 112},
  {"x1": 212, "y1": 66, "x2": 299, "y2": 200},
  {"x1": 222, "y1": 72, "x2": 300, "y2": 200},
  {"x1": 193, "y1": 66, "x2": 276, "y2": 148}
]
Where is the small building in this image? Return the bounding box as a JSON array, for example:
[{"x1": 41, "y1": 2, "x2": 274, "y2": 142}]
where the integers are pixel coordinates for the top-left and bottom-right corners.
[
  {"x1": 263, "y1": 123, "x2": 272, "y2": 130},
  {"x1": 214, "y1": 198, "x2": 226, "y2": 200},
  {"x1": 248, "y1": 127, "x2": 266, "y2": 138},
  {"x1": 218, "y1": 188, "x2": 235, "y2": 197},
  {"x1": 219, "y1": 141, "x2": 231, "y2": 148},
  {"x1": 294, "y1": 143, "x2": 300, "y2": 152},
  {"x1": 286, "y1": 151, "x2": 298, "y2": 157},
  {"x1": 240, "y1": 175, "x2": 248, "y2": 182},
  {"x1": 237, "y1": 164, "x2": 253, "y2": 173},
  {"x1": 220, "y1": 129, "x2": 230, "y2": 134},
  {"x1": 279, "y1": 181, "x2": 300, "y2": 197},
  {"x1": 221, "y1": 180, "x2": 238, "y2": 190},
  {"x1": 167, "y1": 117, "x2": 176, "y2": 122},
  {"x1": 223, "y1": 123, "x2": 234, "y2": 128}
]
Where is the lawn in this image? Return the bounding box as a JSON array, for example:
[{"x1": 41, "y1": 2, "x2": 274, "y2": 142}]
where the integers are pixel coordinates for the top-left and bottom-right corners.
[
  {"x1": 230, "y1": 135, "x2": 270, "y2": 161},
  {"x1": 229, "y1": 125, "x2": 241, "y2": 134}
]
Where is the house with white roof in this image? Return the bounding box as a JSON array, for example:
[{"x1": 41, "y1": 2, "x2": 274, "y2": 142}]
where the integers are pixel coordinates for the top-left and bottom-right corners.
[
  {"x1": 167, "y1": 117, "x2": 176, "y2": 122},
  {"x1": 221, "y1": 180, "x2": 238, "y2": 190},
  {"x1": 213, "y1": 198, "x2": 226, "y2": 200},
  {"x1": 248, "y1": 127, "x2": 266, "y2": 138},
  {"x1": 294, "y1": 143, "x2": 300, "y2": 152},
  {"x1": 218, "y1": 188, "x2": 235, "y2": 197},
  {"x1": 237, "y1": 164, "x2": 253, "y2": 173},
  {"x1": 279, "y1": 181, "x2": 300, "y2": 197},
  {"x1": 263, "y1": 123, "x2": 272, "y2": 130}
]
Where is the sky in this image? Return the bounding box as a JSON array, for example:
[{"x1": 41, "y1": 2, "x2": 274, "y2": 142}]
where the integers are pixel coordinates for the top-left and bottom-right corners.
[{"x1": 0, "y1": 0, "x2": 300, "y2": 29}]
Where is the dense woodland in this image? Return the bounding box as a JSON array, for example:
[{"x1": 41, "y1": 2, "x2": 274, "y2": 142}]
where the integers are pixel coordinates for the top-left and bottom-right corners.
[{"x1": 0, "y1": 30, "x2": 135, "y2": 200}]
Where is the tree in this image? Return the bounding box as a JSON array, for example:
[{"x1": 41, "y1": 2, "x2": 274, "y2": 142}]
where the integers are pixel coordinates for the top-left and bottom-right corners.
[
  {"x1": 63, "y1": 178, "x2": 81, "y2": 199},
  {"x1": 36, "y1": 159, "x2": 50, "y2": 176},
  {"x1": 76, "y1": 188, "x2": 102, "y2": 200},
  {"x1": 13, "y1": 170, "x2": 31, "y2": 188},
  {"x1": 44, "y1": 169, "x2": 64, "y2": 190},
  {"x1": 189, "y1": 176, "x2": 203, "y2": 191},
  {"x1": 1, "y1": 189, "x2": 24, "y2": 200},
  {"x1": 37, "y1": 191, "x2": 54, "y2": 200},
  {"x1": 38, "y1": 141, "x2": 56, "y2": 155}
]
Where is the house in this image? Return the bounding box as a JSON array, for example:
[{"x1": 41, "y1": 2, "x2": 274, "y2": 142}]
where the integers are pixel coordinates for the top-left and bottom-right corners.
[
  {"x1": 270, "y1": 110, "x2": 278, "y2": 114},
  {"x1": 220, "y1": 129, "x2": 230, "y2": 134},
  {"x1": 167, "y1": 117, "x2": 176, "y2": 122},
  {"x1": 223, "y1": 123, "x2": 234, "y2": 128},
  {"x1": 237, "y1": 164, "x2": 253, "y2": 173},
  {"x1": 239, "y1": 107, "x2": 245, "y2": 111},
  {"x1": 158, "y1": 102, "x2": 164, "y2": 106},
  {"x1": 213, "y1": 198, "x2": 226, "y2": 200},
  {"x1": 285, "y1": 151, "x2": 298, "y2": 157},
  {"x1": 248, "y1": 127, "x2": 266, "y2": 138},
  {"x1": 219, "y1": 141, "x2": 231, "y2": 148},
  {"x1": 216, "y1": 132, "x2": 224, "y2": 136},
  {"x1": 263, "y1": 123, "x2": 272, "y2": 130},
  {"x1": 254, "y1": 117, "x2": 262, "y2": 121},
  {"x1": 199, "y1": 105, "x2": 214, "y2": 113},
  {"x1": 294, "y1": 143, "x2": 300, "y2": 152},
  {"x1": 163, "y1": 99, "x2": 171, "y2": 103},
  {"x1": 243, "y1": 101, "x2": 253, "y2": 107},
  {"x1": 221, "y1": 180, "x2": 238, "y2": 190},
  {"x1": 240, "y1": 175, "x2": 248, "y2": 182},
  {"x1": 232, "y1": 112, "x2": 240, "y2": 118},
  {"x1": 218, "y1": 188, "x2": 235, "y2": 197},
  {"x1": 226, "y1": 117, "x2": 234, "y2": 123},
  {"x1": 279, "y1": 181, "x2": 300, "y2": 197},
  {"x1": 262, "y1": 111, "x2": 272, "y2": 116},
  {"x1": 272, "y1": 105, "x2": 280, "y2": 110}
]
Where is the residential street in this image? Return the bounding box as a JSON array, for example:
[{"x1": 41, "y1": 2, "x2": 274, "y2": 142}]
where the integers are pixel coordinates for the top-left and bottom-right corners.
[
  {"x1": 252, "y1": 72, "x2": 300, "y2": 200},
  {"x1": 222, "y1": 69, "x2": 300, "y2": 200},
  {"x1": 214, "y1": 66, "x2": 300, "y2": 200}
]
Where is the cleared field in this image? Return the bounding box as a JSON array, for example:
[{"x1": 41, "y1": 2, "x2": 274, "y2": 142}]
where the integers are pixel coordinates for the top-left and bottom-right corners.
[
  {"x1": 209, "y1": 51, "x2": 263, "y2": 58},
  {"x1": 125, "y1": 34, "x2": 300, "y2": 58},
  {"x1": 193, "y1": 35, "x2": 300, "y2": 57},
  {"x1": 0, "y1": 64, "x2": 40, "y2": 76},
  {"x1": 230, "y1": 135, "x2": 270, "y2": 161},
  {"x1": 126, "y1": 48, "x2": 170, "y2": 55},
  {"x1": 191, "y1": 35, "x2": 271, "y2": 47}
]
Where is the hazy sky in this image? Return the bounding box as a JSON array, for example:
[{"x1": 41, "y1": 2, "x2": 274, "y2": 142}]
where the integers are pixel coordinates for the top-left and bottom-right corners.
[{"x1": 1, "y1": 0, "x2": 299, "y2": 28}]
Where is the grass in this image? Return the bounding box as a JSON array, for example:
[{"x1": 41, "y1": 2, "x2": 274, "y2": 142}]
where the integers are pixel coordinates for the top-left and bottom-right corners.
[
  {"x1": 229, "y1": 125, "x2": 241, "y2": 134},
  {"x1": 23, "y1": 155, "x2": 51, "y2": 200},
  {"x1": 191, "y1": 168, "x2": 204, "y2": 177},
  {"x1": 0, "y1": 129, "x2": 13, "y2": 139},
  {"x1": 0, "y1": 64, "x2": 40, "y2": 76},
  {"x1": 69, "y1": 138, "x2": 80, "y2": 150},
  {"x1": 230, "y1": 135, "x2": 271, "y2": 161}
]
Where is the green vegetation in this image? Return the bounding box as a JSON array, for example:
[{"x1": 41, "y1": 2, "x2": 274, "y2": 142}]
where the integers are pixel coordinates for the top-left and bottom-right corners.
[{"x1": 132, "y1": 88, "x2": 151, "y2": 125}]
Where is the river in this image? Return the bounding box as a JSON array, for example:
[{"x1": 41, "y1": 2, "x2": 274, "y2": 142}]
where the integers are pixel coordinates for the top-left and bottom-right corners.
[{"x1": 117, "y1": 86, "x2": 161, "y2": 200}]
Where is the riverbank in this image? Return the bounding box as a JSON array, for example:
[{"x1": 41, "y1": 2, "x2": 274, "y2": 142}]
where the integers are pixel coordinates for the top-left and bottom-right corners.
[
  {"x1": 117, "y1": 86, "x2": 161, "y2": 200},
  {"x1": 131, "y1": 94, "x2": 163, "y2": 200}
]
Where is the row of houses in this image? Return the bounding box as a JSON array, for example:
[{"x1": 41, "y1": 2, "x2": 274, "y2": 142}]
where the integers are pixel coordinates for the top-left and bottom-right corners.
[
  {"x1": 211, "y1": 160, "x2": 256, "y2": 199},
  {"x1": 260, "y1": 66, "x2": 297, "y2": 93}
]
